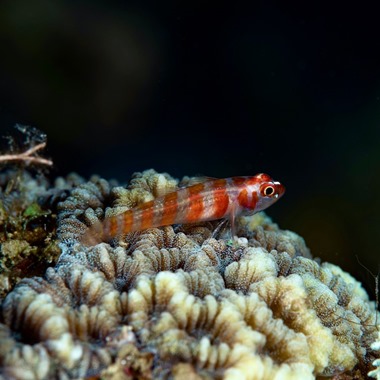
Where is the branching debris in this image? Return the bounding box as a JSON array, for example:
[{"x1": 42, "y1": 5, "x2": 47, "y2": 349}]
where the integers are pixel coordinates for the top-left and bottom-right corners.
[
  {"x1": 0, "y1": 125, "x2": 53, "y2": 167},
  {"x1": 0, "y1": 142, "x2": 52, "y2": 166}
]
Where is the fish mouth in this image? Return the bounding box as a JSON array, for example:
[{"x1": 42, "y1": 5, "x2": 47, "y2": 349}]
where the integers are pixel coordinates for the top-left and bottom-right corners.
[{"x1": 274, "y1": 182, "x2": 286, "y2": 198}]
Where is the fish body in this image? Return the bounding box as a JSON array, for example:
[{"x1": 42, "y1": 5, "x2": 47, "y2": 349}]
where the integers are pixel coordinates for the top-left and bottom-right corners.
[{"x1": 83, "y1": 173, "x2": 285, "y2": 244}]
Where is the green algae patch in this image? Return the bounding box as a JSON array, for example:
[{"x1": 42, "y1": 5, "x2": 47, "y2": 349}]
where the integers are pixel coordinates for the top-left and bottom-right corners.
[
  {"x1": 23, "y1": 203, "x2": 47, "y2": 218},
  {"x1": 0, "y1": 172, "x2": 62, "y2": 300}
]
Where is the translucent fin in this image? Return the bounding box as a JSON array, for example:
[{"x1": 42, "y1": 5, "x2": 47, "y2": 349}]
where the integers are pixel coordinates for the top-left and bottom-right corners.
[
  {"x1": 179, "y1": 175, "x2": 218, "y2": 188},
  {"x1": 211, "y1": 218, "x2": 229, "y2": 239},
  {"x1": 80, "y1": 220, "x2": 104, "y2": 246}
]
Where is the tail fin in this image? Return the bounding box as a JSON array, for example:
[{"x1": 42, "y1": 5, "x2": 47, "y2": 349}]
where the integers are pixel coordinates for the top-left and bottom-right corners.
[{"x1": 80, "y1": 220, "x2": 104, "y2": 246}]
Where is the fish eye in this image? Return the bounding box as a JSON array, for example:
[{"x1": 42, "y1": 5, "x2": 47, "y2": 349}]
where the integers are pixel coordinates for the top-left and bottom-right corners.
[{"x1": 263, "y1": 185, "x2": 275, "y2": 196}]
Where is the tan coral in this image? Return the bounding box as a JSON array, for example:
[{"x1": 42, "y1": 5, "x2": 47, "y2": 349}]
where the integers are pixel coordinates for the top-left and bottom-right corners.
[
  {"x1": 65, "y1": 304, "x2": 120, "y2": 341},
  {"x1": 132, "y1": 226, "x2": 198, "y2": 252},
  {"x1": 59, "y1": 266, "x2": 121, "y2": 314},
  {"x1": 289, "y1": 257, "x2": 378, "y2": 366},
  {"x1": 86, "y1": 243, "x2": 142, "y2": 291},
  {"x1": 249, "y1": 275, "x2": 345, "y2": 375},
  {"x1": 0, "y1": 335, "x2": 51, "y2": 380},
  {"x1": 224, "y1": 247, "x2": 278, "y2": 292},
  {"x1": 98, "y1": 341, "x2": 153, "y2": 380},
  {"x1": 3, "y1": 288, "x2": 69, "y2": 343},
  {"x1": 0, "y1": 264, "x2": 129, "y2": 379},
  {"x1": 108, "y1": 170, "x2": 178, "y2": 218},
  {"x1": 129, "y1": 169, "x2": 178, "y2": 197},
  {"x1": 57, "y1": 176, "x2": 111, "y2": 243},
  {"x1": 238, "y1": 213, "x2": 312, "y2": 258},
  {"x1": 223, "y1": 245, "x2": 379, "y2": 376},
  {"x1": 127, "y1": 271, "x2": 272, "y2": 378},
  {"x1": 369, "y1": 331, "x2": 380, "y2": 379},
  {"x1": 45, "y1": 332, "x2": 113, "y2": 378},
  {"x1": 85, "y1": 227, "x2": 221, "y2": 293},
  {"x1": 225, "y1": 290, "x2": 315, "y2": 378},
  {"x1": 126, "y1": 269, "x2": 317, "y2": 379},
  {"x1": 175, "y1": 269, "x2": 224, "y2": 298},
  {"x1": 1, "y1": 169, "x2": 379, "y2": 380},
  {"x1": 17, "y1": 347, "x2": 50, "y2": 380}
]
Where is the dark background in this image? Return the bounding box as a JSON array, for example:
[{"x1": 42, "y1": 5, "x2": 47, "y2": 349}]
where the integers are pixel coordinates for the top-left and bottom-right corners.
[{"x1": 0, "y1": 0, "x2": 379, "y2": 298}]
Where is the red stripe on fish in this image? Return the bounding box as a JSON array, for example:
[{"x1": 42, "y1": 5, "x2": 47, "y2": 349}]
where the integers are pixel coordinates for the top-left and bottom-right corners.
[
  {"x1": 123, "y1": 212, "x2": 134, "y2": 234},
  {"x1": 139, "y1": 203, "x2": 155, "y2": 230},
  {"x1": 186, "y1": 183, "x2": 205, "y2": 222},
  {"x1": 160, "y1": 192, "x2": 179, "y2": 226},
  {"x1": 238, "y1": 187, "x2": 258, "y2": 209},
  {"x1": 211, "y1": 179, "x2": 230, "y2": 218},
  {"x1": 82, "y1": 173, "x2": 285, "y2": 244}
]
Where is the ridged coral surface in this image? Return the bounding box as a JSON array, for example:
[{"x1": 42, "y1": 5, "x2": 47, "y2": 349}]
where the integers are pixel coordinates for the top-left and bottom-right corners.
[{"x1": 0, "y1": 169, "x2": 379, "y2": 379}]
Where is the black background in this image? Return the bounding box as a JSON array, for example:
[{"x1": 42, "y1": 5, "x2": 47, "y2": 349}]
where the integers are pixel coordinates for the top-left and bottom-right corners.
[{"x1": 1, "y1": 0, "x2": 379, "y2": 298}]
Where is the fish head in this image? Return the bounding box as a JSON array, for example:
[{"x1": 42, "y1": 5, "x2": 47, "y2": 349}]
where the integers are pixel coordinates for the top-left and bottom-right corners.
[{"x1": 254, "y1": 173, "x2": 285, "y2": 212}]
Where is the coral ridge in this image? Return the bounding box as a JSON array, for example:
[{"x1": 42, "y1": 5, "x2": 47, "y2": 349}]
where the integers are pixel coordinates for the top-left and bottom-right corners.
[{"x1": 0, "y1": 169, "x2": 379, "y2": 379}]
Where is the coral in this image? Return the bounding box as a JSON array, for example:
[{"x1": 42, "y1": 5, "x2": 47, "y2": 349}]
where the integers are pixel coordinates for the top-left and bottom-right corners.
[
  {"x1": 0, "y1": 170, "x2": 77, "y2": 300},
  {"x1": 369, "y1": 331, "x2": 380, "y2": 379},
  {"x1": 0, "y1": 168, "x2": 379, "y2": 380}
]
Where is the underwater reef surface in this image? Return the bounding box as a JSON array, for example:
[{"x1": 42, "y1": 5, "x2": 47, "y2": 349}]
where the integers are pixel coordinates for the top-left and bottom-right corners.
[{"x1": 0, "y1": 168, "x2": 379, "y2": 380}]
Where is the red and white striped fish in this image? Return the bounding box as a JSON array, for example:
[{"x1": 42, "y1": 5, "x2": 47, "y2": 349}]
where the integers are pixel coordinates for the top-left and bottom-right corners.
[{"x1": 82, "y1": 173, "x2": 285, "y2": 245}]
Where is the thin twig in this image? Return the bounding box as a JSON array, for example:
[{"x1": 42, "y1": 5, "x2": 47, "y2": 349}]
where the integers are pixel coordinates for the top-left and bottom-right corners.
[{"x1": 0, "y1": 142, "x2": 53, "y2": 166}]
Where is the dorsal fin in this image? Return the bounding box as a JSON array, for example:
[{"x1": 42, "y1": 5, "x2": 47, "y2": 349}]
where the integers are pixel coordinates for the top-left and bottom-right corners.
[{"x1": 179, "y1": 175, "x2": 218, "y2": 188}]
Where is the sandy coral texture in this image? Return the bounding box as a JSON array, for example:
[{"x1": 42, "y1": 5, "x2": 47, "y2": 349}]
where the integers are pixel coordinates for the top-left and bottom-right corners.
[{"x1": 0, "y1": 169, "x2": 379, "y2": 380}]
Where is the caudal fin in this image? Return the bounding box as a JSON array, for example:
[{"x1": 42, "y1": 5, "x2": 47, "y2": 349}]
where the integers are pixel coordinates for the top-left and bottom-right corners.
[{"x1": 80, "y1": 220, "x2": 104, "y2": 246}]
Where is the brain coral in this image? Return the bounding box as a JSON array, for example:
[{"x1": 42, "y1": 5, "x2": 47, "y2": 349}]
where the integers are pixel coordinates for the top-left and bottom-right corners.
[{"x1": 0, "y1": 169, "x2": 379, "y2": 380}]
